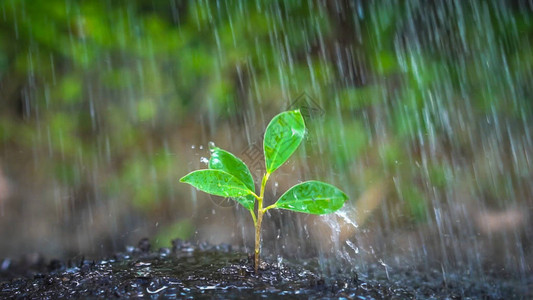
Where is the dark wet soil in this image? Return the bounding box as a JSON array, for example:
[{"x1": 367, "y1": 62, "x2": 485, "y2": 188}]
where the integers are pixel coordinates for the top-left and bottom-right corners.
[{"x1": 0, "y1": 239, "x2": 530, "y2": 299}]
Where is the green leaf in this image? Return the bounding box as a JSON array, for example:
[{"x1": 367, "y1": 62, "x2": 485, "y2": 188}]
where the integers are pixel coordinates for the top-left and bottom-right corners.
[
  {"x1": 208, "y1": 147, "x2": 255, "y2": 191},
  {"x1": 274, "y1": 181, "x2": 347, "y2": 215},
  {"x1": 263, "y1": 110, "x2": 305, "y2": 174},
  {"x1": 180, "y1": 170, "x2": 254, "y2": 210},
  {"x1": 208, "y1": 146, "x2": 257, "y2": 211}
]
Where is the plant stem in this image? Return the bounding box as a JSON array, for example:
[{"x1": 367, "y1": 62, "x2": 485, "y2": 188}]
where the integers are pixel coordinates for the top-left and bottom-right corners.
[
  {"x1": 254, "y1": 172, "x2": 270, "y2": 272},
  {"x1": 249, "y1": 209, "x2": 257, "y2": 227},
  {"x1": 254, "y1": 206, "x2": 263, "y2": 272},
  {"x1": 263, "y1": 203, "x2": 277, "y2": 211}
]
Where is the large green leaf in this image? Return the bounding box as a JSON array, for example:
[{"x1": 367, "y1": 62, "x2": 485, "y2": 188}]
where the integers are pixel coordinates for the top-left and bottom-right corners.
[
  {"x1": 263, "y1": 110, "x2": 305, "y2": 174},
  {"x1": 180, "y1": 170, "x2": 254, "y2": 210},
  {"x1": 208, "y1": 146, "x2": 255, "y2": 191},
  {"x1": 274, "y1": 181, "x2": 347, "y2": 215}
]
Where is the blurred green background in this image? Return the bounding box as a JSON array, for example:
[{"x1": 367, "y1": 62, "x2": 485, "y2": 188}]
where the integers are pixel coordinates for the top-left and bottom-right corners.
[{"x1": 0, "y1": 0, "x2": 532, "y2": 272}]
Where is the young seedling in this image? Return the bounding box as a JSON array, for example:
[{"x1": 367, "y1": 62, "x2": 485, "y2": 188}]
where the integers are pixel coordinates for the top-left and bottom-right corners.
[{"x1": 180, "y1": 110, "x2": 347, "y2": 271}]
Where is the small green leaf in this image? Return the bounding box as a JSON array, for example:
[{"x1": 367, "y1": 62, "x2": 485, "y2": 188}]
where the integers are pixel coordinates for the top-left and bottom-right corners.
[
  {"x1": 274, "y1": 181, "x2": 347, "y2": 215},
  {"x1": 209, "y1": 147, "x2": 255, "y2": 192},
  {"x1": 264, "y1": 110, "x2": 305, "y2": 174},
  {"x1": 180, "y1": 170, "x2": 254, "y2": 210},
  {"x1": 208, "y1": 146, "x2": 256, "y2": 211}
]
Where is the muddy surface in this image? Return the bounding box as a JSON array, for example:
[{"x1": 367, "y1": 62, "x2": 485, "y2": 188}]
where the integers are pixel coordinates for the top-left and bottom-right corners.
[{"x1": 0, "y1": 239, "x2": 530, "y2": 299}]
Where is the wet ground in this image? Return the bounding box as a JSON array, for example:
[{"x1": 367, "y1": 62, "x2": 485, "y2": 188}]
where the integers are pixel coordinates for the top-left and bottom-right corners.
[{"x1": 0, "y1": 239, "x2": 530, "y2": 299}]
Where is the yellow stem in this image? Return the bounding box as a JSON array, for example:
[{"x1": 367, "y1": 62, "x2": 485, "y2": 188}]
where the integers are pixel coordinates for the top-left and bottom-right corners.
[
  {"x1": 254, "y1": 208, "x2": 263, "y2": 272},
  {"x1": 250, "y1": 192, "x2": 260, "y2": 201},
  {"x1": 254, "y1": 172, "x2": 270, "y2": 272},
  {"x1": 259, "y1": 172, "x2": 270, "y2": 199},
  {"x1": 263, "y1": 203, "x2": 277, "y2": 212},
  {"x1": 249, "y1": 209, "x2": 257, "y2": 227}
]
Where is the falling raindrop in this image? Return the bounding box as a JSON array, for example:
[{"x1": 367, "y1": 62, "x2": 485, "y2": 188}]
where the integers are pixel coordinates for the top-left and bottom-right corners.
[{"x1": 0, "y1": 1, "x2": 530, "y2": 297}]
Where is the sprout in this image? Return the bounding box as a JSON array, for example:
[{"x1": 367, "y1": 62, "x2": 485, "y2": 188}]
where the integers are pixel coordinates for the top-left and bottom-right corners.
[{"x1": 180, "y1": 110, "x2": 348, "y2": 272}]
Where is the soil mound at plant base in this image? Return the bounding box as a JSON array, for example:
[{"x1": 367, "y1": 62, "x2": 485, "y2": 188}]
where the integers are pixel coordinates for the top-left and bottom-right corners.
[{"x1": 0, "y1": 239, "x2": 529, "y2": 299}]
